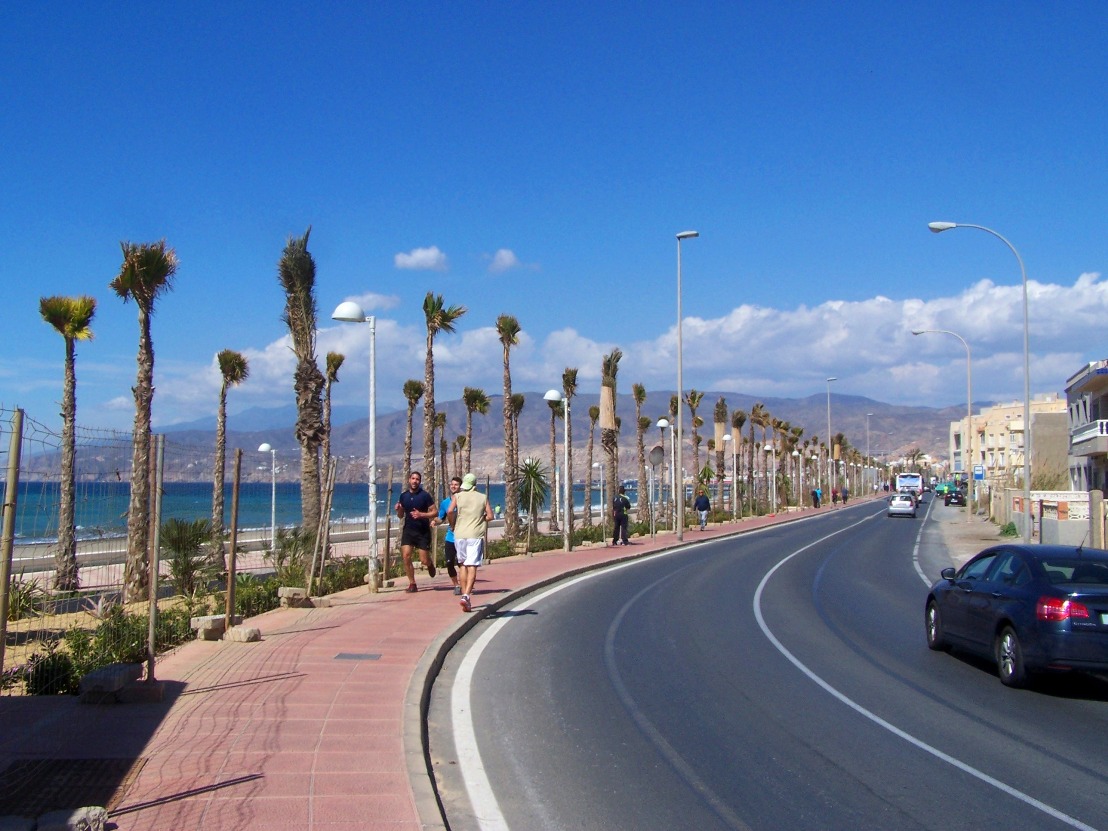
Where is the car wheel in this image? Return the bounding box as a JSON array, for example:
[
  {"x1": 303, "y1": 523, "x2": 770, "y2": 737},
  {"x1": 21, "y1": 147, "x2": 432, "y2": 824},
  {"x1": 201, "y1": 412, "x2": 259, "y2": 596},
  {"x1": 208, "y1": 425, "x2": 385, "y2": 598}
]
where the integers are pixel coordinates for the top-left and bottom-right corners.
[
  {"x1": 925, "y1": 601, "x2": 948, "y2": 651},
  {"x1": 996, "y1": 626, "x2": 1028, "y2": 688}
]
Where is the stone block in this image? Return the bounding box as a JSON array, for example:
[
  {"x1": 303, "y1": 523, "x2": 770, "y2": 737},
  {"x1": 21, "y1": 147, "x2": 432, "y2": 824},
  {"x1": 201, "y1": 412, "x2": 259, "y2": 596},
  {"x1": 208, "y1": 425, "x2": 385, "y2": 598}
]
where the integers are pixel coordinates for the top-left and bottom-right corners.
[
  {"x1": 277, "y1": 586, "x2": 310, "y2": 607},
  {"x1": 79, "y1": 663, "x2": 143, "y2": 704},
  {"x1": 190, "y1": 614, "x2": 242, "y2": 640},
  {"x1": 37, "y1": 806, "x2": 107, "y2": 831},
  {"x1": 224, "y1": 626, "x2": 261, "y2": 643}
]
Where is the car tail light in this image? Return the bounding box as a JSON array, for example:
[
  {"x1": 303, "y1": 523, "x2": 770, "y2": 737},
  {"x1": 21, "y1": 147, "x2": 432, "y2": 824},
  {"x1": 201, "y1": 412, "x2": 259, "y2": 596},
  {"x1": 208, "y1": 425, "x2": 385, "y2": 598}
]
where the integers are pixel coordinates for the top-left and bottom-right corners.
[{"x1": 1036, "y1": 596, "x2": 1091, "y2": 621}]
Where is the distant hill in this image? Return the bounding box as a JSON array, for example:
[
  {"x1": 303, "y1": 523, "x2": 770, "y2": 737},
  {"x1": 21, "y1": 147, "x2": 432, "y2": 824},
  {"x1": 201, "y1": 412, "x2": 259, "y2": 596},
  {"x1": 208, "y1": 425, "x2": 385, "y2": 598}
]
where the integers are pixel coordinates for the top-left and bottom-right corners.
[{"x1": 159, "y1": 404, "x2": 371, "y2": 433}]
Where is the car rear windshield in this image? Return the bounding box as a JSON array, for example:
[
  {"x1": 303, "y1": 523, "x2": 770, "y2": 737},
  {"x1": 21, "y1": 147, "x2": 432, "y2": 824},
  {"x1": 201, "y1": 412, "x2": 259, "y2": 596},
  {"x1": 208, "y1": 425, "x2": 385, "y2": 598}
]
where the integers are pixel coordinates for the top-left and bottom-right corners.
[{"x1": 1039, "y1": 559, "x2": 1108, "y2": 585}]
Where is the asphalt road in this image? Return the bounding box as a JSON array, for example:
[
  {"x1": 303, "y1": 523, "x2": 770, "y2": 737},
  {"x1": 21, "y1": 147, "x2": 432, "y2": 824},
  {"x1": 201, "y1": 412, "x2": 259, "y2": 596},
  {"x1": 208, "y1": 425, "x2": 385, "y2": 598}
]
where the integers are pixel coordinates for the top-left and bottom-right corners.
[{"x1": 428, "y1": 498, "x2": 1108, "y2": 831}]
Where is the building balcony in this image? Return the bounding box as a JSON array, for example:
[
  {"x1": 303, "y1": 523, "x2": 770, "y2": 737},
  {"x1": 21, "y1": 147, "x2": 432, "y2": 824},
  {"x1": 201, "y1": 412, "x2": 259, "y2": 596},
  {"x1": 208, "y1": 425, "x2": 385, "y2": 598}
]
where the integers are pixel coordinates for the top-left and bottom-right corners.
[{"x1": 1071, "y1": 419, "x2": 1108, "y2": 457}]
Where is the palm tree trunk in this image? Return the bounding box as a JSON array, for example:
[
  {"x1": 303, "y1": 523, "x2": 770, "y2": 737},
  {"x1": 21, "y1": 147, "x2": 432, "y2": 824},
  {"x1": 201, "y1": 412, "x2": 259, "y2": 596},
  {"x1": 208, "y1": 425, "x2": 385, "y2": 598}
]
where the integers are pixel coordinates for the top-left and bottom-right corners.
[
  {"x1": 124, "y1": 312, "x2": 153, "y2": 603},
  {"x1": 211, "y1": 386, "x2": 227, "y2": 554},
  {"x1": 55, "y1": 338, "x2": 78, "y2": 592}
]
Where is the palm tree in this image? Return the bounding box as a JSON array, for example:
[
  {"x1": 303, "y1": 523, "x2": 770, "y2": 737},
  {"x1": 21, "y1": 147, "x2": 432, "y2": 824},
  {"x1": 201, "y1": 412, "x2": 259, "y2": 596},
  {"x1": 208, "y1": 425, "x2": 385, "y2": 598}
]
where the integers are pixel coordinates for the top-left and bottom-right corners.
[
  {"x1": 211, "y1": 349, "x2": 249, "y2": 552},
  {"x1": 276, "y1": 229, "x2": 325, "y2": 536},
  {"x1": 496, "y1": 314, "x2": 522, "y2": 541},
  {"x1": 38, "y1": 294, "x2": 96, "y2": 592},
  {"x1": 748, "y1": 403, "x2": 766, "y2": 507},
  {"x1": 436, "y1": 411, "x2": 449, "y2": 500},
  {"x1": 547, "y1": 396, "x2": 562, "y2": 532},
  {"x1": 510, "y1": 393, "x2": 526, "y2": 494},
  {"x1": 462, "y1": 387, "x2": 490, "y2": 473},
  {"x1": 632, "y1": 383, "x2": 647, "y2": 521},
  {"x1": 584, "y1": 404, "x2": 599, "y2": 526},
  {"x1": 731, "y1": 409, "x2": 748, "y2": 515},
  {"x1": 599, "y1": 349, "x2": 623, "y2": 521},
  {"x1": 322, "y1": 351, "x2": 344, "y2": 473},
  {"x1": 713, "y1": 396, "x2": 728, "y2": 508},
  {"x1": 561, "y1": 368, "x2": 579, "y2": 536},
  {"x1": 685, "y1": 389, "x2": 704, "y2": 486},
  {"x1": 110, "y1": 239, "x2": 178, "y2": 602},
  {"x1": 422, "y1": 292, "x2": 467, "y2": 502},
  {"x1": 401, "y1": 379, "x2": 424, "y2": 483},
  {"x1": 517, "y1": 457, "x2": 551, "y2": 540}
]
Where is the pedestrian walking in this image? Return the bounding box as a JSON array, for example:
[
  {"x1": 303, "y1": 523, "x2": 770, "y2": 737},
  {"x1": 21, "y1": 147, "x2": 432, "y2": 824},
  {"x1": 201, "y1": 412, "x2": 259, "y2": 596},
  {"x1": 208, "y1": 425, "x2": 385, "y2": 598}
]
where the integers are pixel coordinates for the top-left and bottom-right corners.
[
  {"x1": 694, "y1": 490, "x2": 711, "y2": 530},
  {"x1": 815, "y1": 487, "x2": 822, "y2": 508},
  {"x1": 435, "y1": 476, "x2": 463, "y2": 595},
  {"x1": 449, "y1": 472, "x2": 493, "y2": 613},
  {"x1": 841, "y1": 484, "x2": 849, "y2": 504},
  {"x1": 811, "y1": 488, "x2": 819, "y2": 508},
  {"x1": 395, "y1": 471, "x2": 436, "y2": 593},
  {"x1": 611, "y1": 485, "x2": 631, "y2": 546}
]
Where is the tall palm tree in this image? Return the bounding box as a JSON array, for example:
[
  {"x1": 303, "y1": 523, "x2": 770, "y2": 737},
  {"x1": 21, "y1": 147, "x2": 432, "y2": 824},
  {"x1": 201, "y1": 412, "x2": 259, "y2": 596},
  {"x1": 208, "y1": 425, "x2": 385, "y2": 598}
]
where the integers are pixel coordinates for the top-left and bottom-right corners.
[
  {"x1": 436, "y1": 411, "x2": 449, "y2": 500},
  {"x1": 748, "y1": 402, "x2": 766, "y2": 505},
  {"x1": 584, "y1": 404, "x2": 599, "y2": 527},
  {"x1": 561, "y1": 368, "x2": 579, "y2": 536},
  {"x1": 685, "y1": 389, "x2": 704, "y2": 486},
  {"x1": 39, "y1": 294, "x2": 96, "y2": 592},
  {"x1": 496, "y1": 314, "x2": 522, "y2": 540},
  {"x1": 212, "y1": 349, "x2": 249, "y2": 552},
  {"x1": 452, "y1": 435, "x2": 466, "y2": 478},
  {"x1": 713, "y1": 397, "x2": 728, "y2": 508},
  {"x1": 731, "y1": 409, "x2": 748, "y2": 515},
  {"x1": 110, "y1": 239, "x2": 178, "y2": 602},
  {"x1": 401, "y1": 379, "x2": 424, "y2": 483},
  {"x1": 599, "y1": 349, "x2": 622, "y2": 520},
  {"x1": 322, "y1": 351, "x2": 344, "y2": 473},
  {"x1": 422, "y1": 292, "x2": 467, "y2": 502},
  {"x1": 510, "y1": 393, "x2": 526, "y2": 494},
  {"x1": 276, "y1": 228, "x2": 325, "y2": 536},
  {"x1": 547, "y1": 396, "x2": 562, "y2": 532},
  {"x1": 462, "y1": 386, "x2": 490, "y2": 473},
  {"x1": 632, "y1": 383, "x2": 647, "y2": 521},
  {"x1": 517, "y1": 457, "x2": 551, "y2": 540}
]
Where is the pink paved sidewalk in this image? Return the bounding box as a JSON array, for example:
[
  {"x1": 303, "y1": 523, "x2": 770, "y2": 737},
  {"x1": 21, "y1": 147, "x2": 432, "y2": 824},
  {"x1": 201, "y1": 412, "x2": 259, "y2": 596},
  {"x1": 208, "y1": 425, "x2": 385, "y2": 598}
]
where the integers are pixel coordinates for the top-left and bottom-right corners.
[{"x1": 0, "y1": 505, "x2": 848, "y2": 830}]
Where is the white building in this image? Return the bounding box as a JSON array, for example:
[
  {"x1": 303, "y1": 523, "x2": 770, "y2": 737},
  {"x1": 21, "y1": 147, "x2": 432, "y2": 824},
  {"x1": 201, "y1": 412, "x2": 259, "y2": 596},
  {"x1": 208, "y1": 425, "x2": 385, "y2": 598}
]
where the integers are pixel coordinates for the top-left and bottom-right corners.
[{"x1": 1066, "y1": 359, "x2": 1108, "y2": 493}]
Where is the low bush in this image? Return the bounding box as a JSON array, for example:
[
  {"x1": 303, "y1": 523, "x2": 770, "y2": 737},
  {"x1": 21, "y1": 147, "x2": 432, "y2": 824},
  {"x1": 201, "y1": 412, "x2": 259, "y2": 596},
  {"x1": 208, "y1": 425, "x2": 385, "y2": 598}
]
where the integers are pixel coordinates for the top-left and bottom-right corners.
[{"x1": 999, "y1": 521, "x2": 1019, "y2": 538}]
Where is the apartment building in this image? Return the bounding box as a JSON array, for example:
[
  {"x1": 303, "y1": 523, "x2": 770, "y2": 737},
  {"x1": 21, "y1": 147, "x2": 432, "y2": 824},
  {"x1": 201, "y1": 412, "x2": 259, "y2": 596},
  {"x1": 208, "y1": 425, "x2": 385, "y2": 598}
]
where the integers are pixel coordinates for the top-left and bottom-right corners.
[
  {"x1": 947, "y1": 394, "x2": 1066, "y2": 488},
  {"x1": 1066, "y1": 359, "x2": 1108, "y2": 492}
]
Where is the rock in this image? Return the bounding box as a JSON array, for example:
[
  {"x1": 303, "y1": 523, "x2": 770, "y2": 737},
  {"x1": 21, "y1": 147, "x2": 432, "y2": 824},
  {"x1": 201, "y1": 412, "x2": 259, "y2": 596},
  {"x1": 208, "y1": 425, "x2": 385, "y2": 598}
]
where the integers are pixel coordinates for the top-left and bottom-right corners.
[{"x1": 36, "y1": 806, "x2": 107, "y2": 831}]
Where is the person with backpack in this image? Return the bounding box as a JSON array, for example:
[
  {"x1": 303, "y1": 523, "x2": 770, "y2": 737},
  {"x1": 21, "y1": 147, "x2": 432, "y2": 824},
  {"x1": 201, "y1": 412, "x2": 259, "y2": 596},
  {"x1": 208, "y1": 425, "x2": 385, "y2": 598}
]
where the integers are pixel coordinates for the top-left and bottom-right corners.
[{"x1": 611, "y1": 485, "x2": 632, "y2": 546}]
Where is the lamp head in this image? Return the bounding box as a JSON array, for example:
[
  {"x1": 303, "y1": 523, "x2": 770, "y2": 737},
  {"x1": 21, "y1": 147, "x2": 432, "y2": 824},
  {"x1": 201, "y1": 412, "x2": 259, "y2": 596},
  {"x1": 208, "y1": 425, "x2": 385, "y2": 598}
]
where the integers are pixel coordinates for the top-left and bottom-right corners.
[
  {"x1": 826, "y1": 376, "x2": 837, "y2": 383},
  {"x1": 911, "y1": 329, "x2": 926, "y2": 336},
  {"x1": 657, "y1": 418, "x2": 670, "y2": 429},
  {"x1": 543, "y1": 389, "x2": 562, "y2": 402},
  {"x1": 258, "y1": 443, "x2": 272, "y2": 453},
  {"x1": 676, "y1": 230, "x2": 700, "y2": 240},
  {"x1": 928, "y1": 221, "x2": 957, "y2": 233},
  {"x1": 331, "y1": 300, "x2": 368, "y2": 322}
]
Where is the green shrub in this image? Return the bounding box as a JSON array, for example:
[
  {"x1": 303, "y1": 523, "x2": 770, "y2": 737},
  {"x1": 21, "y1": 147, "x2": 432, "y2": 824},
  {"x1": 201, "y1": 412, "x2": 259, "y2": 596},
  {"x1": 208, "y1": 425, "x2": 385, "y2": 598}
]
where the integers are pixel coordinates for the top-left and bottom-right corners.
[
  {"x1": 1000, "y1": 521, "x2": 1019, "y2": 537},
  {"x1": 162, "y1": 518, "x2": 220, "y2": 596},
  {"x1": 7, "y1": 575, "x2": 46, "y2": 621},
  {"x1": 268, "y1": 526, "x2": 314, "y2": 587},
  {"x1": 317, "y1": 556, "x2": 369, "y2": 595},
  {"x1": 234, "y1": 574, "x2": 280, "y2": 618},
  {"x1": 23, "y1": 641, "x2": 79, "y2": 696}
]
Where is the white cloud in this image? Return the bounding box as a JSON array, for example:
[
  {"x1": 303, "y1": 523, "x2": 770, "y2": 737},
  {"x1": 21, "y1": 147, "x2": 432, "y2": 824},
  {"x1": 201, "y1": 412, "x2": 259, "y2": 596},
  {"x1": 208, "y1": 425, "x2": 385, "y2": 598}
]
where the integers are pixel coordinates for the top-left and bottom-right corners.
[
  {"x1": 394, "y1": 246, "x2": 448, "y2": 271},
  {"x1": 488, "y1": 249, "x2": 522, "y2": 274}
]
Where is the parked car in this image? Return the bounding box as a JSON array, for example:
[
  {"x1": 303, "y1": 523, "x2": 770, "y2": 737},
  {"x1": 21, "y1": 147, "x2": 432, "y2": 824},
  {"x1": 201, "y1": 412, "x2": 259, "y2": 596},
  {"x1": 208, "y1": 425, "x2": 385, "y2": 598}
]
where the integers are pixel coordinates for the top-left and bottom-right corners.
[
  {"x1": 887, "y1": 493, "x2": 917, "y2": 518},
  {"x1": 945, "y1": 490, "x2": 967, "y2": 507},
  {"x1": 925, "y1": 544, "x2": 1108, "y2": 687}
]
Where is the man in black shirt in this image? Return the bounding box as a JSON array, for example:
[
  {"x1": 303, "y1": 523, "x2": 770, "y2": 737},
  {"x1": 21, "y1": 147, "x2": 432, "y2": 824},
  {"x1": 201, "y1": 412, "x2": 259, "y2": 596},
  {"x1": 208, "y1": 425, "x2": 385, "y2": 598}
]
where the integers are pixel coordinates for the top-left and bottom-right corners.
[
  {"x1": 395, "y1": 471, "x2": 437, "y2": 592},
  {"x1": 611, "y1": 485, "x2": 632, "y2": 546}
]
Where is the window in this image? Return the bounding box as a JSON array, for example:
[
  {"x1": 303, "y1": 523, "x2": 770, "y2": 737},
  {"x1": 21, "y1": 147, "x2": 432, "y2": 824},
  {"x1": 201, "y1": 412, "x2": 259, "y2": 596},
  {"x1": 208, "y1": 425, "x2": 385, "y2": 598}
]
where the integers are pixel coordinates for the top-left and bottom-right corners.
[
  {"x1": 987, "y1": 551, "x2": 1030, "y2": 587},
  {"x1": 959, "y1": 553, "x2": 997, "y2": 582}
]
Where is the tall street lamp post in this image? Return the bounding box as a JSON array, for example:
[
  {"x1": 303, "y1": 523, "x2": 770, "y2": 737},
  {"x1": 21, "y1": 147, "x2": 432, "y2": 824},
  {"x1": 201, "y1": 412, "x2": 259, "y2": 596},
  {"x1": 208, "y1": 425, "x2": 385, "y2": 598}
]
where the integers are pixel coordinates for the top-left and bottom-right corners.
[
  {"x1": 593, "y1": 462, "x2": 605, "y2": 540},
  {"x1": 331, "y1": 301, "x2": 380, "y2": 587},
  {"x1": 792, "y1": 449, "x2": 801, "y2": 506},
  {"x1": 257, "y1": 443, "x2": 276, "y2": 548},
  {"x1": 913, "y1": 328, "x2": 973, "y2": 524},
  {"x1": 929, "y1": 221, "x2": 1030, "y2": 541},
  {"x1": 825, "y1": 377, "x2": 837, "y2": 493},
  {"x1": 764, "y1": 442, "x2": 777, "y2": 514},
  {"x1": 675, "y1": 230, "x2": 699, "y2": 541},
  {"x1": 722, "y1": 433, "x2": 733, "y2": 519},
  {"x1": 543, "y1": 389, "x2": 572, "y2": 551},
  {"x1": 865, "y1": 412, "x2": 874, "y2": 493}
]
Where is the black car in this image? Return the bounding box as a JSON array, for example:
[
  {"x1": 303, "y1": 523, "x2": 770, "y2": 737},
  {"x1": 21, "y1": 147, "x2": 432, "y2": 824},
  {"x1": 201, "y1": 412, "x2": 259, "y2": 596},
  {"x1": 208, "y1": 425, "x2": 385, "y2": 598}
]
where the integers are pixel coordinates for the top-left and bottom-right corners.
[
  {"x1": 944, "y1": 490, "x2": 966, "y2": 507},
  {"x1": 925, "y1": 544, "x2": 1108, "y2": 687}
]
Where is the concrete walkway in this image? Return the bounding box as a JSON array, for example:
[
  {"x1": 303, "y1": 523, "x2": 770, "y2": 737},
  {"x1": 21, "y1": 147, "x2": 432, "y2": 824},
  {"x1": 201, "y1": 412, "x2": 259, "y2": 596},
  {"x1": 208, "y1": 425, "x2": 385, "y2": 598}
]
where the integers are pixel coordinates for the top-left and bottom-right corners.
[{"x1": 0, "y1": 497, "x2": 987, "y2": 830}]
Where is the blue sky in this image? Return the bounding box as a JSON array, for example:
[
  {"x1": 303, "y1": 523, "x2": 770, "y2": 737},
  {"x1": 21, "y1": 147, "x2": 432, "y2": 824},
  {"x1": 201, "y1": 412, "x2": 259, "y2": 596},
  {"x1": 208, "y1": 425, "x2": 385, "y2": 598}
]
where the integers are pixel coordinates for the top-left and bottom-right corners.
[{"x1": 3, "y1": 3, "x2": 1107, "y2": 433}]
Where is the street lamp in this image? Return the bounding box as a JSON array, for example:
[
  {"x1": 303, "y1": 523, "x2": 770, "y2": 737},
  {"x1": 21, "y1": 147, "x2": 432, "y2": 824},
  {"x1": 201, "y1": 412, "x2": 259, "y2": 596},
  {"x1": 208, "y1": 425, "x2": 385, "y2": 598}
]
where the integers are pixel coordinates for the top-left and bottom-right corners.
[
  {"x1": 257, "y1": 443, "x2": 276, "y2": 548},
  {"x1": 929, "y1": 221, "x2": 1031, "y2": 541},
  {"x1": 913, "y1": 328, "x2": 973, "y2": 524},
  {"x1": 675, "y1": 229, "x2": 699, "y2": 540},
  {"x1": 792, "y1": 448, "x2": 801, "y2": 506},
  {"x1": 657, "y1": 417, "x2": 671, "y2": 528},
  {"x1": 543, "y1": 389, "x2": 572, "y2": 551},
  {"x1": 764, "y1": 442, "x2": 777, "y2": 514},
  {"x1": 825, "y1": 377, "x2": 837, "y2": 492},
  {"x1": 331, "y1": 300, "x2": 380, "y2": 586}
]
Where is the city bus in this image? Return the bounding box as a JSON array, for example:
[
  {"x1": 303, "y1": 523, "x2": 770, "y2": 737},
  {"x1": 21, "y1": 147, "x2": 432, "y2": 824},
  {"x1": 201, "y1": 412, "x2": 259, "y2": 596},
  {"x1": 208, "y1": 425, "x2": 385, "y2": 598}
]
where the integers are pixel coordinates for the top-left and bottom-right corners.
[{"x1": 895, "y1": 472, "x2": 923, "y2": 497}]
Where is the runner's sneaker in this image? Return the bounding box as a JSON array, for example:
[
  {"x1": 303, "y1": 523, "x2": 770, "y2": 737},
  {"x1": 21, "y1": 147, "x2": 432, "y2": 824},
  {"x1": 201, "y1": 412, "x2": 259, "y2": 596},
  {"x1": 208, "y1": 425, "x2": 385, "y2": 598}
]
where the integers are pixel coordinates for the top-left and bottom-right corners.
[
  {"x1": 453, "y1": 586, "x2": 462, "y2": 596},
  {"x1": 460, "y1": 595, "x2": 471, "y2": 613},
  {"x1": 428, "y1": 562, "x2": 437, "y2": 578},
  {"x1": 406, "y1": 584, "x2": 418, "y2": 593}
]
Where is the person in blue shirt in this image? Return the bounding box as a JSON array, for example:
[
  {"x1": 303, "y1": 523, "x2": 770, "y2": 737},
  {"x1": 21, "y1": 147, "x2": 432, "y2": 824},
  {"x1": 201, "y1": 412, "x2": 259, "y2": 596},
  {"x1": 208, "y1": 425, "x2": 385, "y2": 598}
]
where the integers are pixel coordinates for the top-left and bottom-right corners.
[
  {"x1": 436, "y1": 476, "x2": 463, "y2": 595},
  {"x1": 693, "y1": 490, "x2": 711, "y2": 530},
  {"x1": 395, "y1": 471, "x2": 436, "y2": 593}
]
